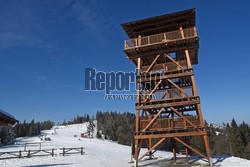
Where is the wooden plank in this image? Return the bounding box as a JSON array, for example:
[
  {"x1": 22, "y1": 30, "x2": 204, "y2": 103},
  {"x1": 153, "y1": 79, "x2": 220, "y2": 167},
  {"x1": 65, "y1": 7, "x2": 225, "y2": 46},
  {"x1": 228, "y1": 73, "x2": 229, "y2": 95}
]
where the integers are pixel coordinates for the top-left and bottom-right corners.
[
  {"x1": 141, "y1": 60, "x2": 187, "y2": 71},
  {"x1": 136, "y1": 99, "x2": 200, "y2": 110},
  {"x1": 138, "y1": 95, "x2": 199, "y2": 104},
  {"x1": 137, "y1": 70, "x2": 193, "y2": 83},
  {"x1": 125, "y1": 43, "x2": 198, "y2": 59},
  {"x1": 135, "y1": 131, "x2": 207, "y2": 139}
]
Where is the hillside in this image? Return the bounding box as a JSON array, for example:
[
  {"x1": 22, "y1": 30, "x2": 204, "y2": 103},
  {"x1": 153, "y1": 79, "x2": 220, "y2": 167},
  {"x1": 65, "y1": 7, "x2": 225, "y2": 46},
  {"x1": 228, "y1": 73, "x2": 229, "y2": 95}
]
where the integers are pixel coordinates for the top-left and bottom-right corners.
[{"x1": 0, "y1": 123, "x2": 250, "y2": 167}]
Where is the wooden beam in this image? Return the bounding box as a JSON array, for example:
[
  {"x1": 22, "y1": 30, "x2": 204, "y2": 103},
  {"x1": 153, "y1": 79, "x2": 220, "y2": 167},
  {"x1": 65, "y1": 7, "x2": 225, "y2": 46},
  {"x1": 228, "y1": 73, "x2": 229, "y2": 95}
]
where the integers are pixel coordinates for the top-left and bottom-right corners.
[
  {"x1": 145, "y1": 54, "x2": 161, "y2": 72},
  {"x1": 137, "y1": 57, "x2": 141, "y2": 104},
  {"x1": 136, "y1": 99, "x2": 199, "y2": 110},
  {"x1": 180, "y1": 27, "x2": 198, "y2": 96},
  {"x1": 135, "y1": 131, "x2": 207, "y2": 139},
  {"x1": 137, "y1": 70, "x2": 193, "y2": 83},
  {"x1": 174, "y1": 137, "x2": 208, "y2": 160},
  {"x1": 138, "y1": 138, "x2": 166, "y2": 161},
  {"x1": 142, "y1": 108, "x2": 164, "y2": 132},
  {"x1": 142, "y1": 80, "x2": 162, "y2": 103},
  {"x1": 170, "y1": 107, "x2": 198, "y2": 129},
  {"x1": 173, "y1": 140, "x2": 177, "y2": 163},
  {"x1": 164, "y1": 53, "x2": 184, "y2": 70},
  {"x1": 141, "y1": 60, "x2": 187, "y2": 71},
  {"x1": 167, "y1": 79, "x2": 190, "y2": 97},
  {"x1": 125, "y1": 43, "x2": 198, "y2": 59},
  {"x1": 196, "y1": 104, "x2": 205, "y2": 126},
  {"x1": 203, "y1": 135, "x2": 212, "y2": 166}
]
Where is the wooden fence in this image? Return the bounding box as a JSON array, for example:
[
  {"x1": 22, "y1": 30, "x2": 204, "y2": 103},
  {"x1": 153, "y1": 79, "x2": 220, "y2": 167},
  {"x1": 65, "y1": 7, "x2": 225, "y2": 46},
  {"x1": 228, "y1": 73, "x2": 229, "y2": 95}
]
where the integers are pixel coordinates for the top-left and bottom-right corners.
[
  {"x1": 0, "y1": 150, "x2": 22, "y2": 159},
  {"x1": 0, "y1": 147, "x2": 84, "y2": 160},
  {"x1": 60, "y1": 147, "x2": 85, "y2": 156},
  {"x1": 26, "y1": 149, "x2": 54, "y2": 157}
]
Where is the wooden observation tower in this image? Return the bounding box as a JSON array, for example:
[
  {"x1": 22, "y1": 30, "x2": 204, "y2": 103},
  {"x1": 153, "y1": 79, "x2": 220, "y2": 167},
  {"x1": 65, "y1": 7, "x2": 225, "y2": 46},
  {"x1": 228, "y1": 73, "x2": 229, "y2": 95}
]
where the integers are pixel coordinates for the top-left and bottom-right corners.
[{"x1": 122, "y1": 9, "x2": 211, "y2": 166}]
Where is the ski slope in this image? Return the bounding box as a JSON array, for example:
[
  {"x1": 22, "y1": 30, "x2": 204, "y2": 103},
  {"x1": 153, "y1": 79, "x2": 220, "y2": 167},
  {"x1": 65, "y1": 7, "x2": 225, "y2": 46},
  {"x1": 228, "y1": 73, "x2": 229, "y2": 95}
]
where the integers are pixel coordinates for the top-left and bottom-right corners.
[{"x1": 0, "y1": 123, "x2": 249, "y2": 167}]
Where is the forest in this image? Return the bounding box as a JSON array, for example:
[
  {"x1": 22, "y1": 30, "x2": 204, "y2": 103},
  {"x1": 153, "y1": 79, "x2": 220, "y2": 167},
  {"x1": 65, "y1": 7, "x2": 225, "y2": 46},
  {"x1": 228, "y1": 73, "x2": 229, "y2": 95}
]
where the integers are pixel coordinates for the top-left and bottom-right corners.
[
  {"x1": 96, "y1": 111, "x2": 250, "y2": 160},
  {"x1": 0, "y1": 112, "x2": 249, "y2": 159},
  {"x1": 0, "y1": 119, "x2": 54, "y2": 145}
]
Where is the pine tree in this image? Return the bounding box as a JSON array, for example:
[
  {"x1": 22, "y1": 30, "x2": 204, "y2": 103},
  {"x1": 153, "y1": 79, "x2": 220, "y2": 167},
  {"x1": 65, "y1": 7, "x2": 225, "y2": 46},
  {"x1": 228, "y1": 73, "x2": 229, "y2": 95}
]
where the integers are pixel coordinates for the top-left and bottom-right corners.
[
  {"x1": 229, "y1": 118, "x2": 245, "y2": 157},
  {"x1": 87, "y1": 120, "x2": 95, "y2": 137},
  {"x1": 0, "y1": 126, "x2": 15, "y2": 146}
]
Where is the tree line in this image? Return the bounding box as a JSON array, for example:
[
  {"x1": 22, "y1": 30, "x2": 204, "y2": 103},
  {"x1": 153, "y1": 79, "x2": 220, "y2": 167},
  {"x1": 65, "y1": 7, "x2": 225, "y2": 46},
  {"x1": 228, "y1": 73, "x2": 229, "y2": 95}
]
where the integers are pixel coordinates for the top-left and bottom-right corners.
[
  {"x1": 0, "y1": 114, "x2": 93, "y2": 146},
  {"x1": 61, "y1": 114, "x2": 92, "y2": 125},
  {"x1": 96, "y1": 111, "x2": 135, "y2": 145},
  {"x1": 0, "y1": 119, "x2": 54, "y2": 146},
  {"x1": 207, "y1": 118, "x2": 250, "y2": 159},
  {"x1": 96, "y1": 111, "x2": 250, "y2": 159},
  {"x1": 1, "y1": 112, "x2": 249, "y2": 160},
  {"x1": 14, "y1": 119, "x2": 54, "y2": 138}
]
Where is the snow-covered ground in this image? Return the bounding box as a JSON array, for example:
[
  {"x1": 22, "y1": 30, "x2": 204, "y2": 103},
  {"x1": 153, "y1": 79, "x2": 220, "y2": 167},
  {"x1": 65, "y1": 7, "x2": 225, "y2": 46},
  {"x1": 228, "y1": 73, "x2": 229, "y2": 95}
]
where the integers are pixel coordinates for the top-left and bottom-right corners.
[{"x1": 0, "y1": 123, "x2": 249, "y2": 167}]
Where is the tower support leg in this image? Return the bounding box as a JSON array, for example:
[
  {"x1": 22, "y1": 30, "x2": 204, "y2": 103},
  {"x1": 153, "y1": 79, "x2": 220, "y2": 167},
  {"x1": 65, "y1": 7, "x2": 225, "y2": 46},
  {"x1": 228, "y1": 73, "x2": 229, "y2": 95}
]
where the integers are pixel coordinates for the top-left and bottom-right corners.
[
  {"x1": 173, "y1": 140, "x2": 177, "y2": 163},
  {"x1": 203, "y1": 135, "x2": 212, "y2": 166},
  {"x1": 134, "y1": 139, "x2": 139, "y2": 167},
  {"x1": 185, "y1": 147, "x2": 188, "y2": 162}
]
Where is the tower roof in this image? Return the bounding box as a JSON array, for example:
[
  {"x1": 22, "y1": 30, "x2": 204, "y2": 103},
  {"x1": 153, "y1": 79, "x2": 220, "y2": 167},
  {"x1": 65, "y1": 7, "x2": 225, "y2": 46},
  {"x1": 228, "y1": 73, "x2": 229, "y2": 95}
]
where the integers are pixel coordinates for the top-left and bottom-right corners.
[{"x1": 121, "y1": 8, "x2": 196, "y2": 39}]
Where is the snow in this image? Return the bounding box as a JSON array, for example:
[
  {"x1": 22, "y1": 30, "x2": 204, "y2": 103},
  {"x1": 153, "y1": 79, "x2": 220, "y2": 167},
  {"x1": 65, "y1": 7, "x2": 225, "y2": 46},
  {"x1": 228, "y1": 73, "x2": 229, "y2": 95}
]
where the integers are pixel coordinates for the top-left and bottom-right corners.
[
  {"x1": 0, "y1": 109, "x2": 16, "y2": 120},
  {"x1": 0, "y1": 122, "x2": 250, "y2": 167}
]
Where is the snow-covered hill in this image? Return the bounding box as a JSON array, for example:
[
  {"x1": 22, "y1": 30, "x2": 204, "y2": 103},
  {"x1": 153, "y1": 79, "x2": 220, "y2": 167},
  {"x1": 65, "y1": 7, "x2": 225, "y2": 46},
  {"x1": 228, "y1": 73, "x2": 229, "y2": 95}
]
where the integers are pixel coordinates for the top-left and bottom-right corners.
[{"x1": 0, "y1": 123, "x2": 250, "y2": 167}]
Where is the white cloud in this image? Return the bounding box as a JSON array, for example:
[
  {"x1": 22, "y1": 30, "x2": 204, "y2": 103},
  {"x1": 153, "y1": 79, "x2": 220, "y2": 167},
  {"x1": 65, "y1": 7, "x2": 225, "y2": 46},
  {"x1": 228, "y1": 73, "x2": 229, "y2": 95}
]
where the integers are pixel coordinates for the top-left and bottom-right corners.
[{"x1": 0, "y1": 0, "x2": 110, "y2": 50}]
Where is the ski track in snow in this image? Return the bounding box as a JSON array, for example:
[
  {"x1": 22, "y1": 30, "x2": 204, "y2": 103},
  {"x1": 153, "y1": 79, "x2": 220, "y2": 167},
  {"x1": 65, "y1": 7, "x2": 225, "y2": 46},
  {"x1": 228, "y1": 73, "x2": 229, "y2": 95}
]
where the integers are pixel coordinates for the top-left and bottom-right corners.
[{"x1": 0, "y1": 123, "x2": 250, "y2": 167}]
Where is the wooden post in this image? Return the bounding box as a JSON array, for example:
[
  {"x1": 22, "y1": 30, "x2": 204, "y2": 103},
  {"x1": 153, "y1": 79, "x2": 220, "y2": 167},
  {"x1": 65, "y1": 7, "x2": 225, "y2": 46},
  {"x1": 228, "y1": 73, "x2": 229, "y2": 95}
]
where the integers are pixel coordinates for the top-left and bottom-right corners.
[
  {"x1": 52, "y1": 148, "x2": 54, "y2": 157},
  {"x1": 28, "y1": 150, "x2": 30, "y2": 157},
  {"x1": 138, "y1": 35, "x2": 141, "y2": 46},
  {"x1": 134, "y1": 57, "x2": 141, "y2": 167},
  {"x1": 203, "y1": 135, "x2": 212, "y2": 166},
  {"x1": 19, "y1": 150, "x2": 21, "y2": 158},
  {"x1": 131, "y1": 142, "x2": 135, "y2": 162},
  {"x1": 173, "y1": 140, "x2": 176, "y2": 163},
  {"x1": 148, "y1": 138, "x2": 152, "y2": 159},
  {"x1": 63, "y1": 147, "x2": 65, "y2": 156},
  {"x1": 185, "y1": 147, "x2": 188, "y2": 162},
  {"x1": 81, "y1": 147, "x2": 83, "y2": 155}
]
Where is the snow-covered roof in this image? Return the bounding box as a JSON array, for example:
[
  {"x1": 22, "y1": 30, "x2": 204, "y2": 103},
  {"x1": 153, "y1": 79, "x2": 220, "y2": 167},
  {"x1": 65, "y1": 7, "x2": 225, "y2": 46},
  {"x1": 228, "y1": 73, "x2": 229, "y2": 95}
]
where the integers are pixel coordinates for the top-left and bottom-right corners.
[
  {"x1": 0, "y1": 109, "x2": 18, "y2": 125},
  {"x1": 0, "y1": 109, "x2": 16, "y2": 119}
]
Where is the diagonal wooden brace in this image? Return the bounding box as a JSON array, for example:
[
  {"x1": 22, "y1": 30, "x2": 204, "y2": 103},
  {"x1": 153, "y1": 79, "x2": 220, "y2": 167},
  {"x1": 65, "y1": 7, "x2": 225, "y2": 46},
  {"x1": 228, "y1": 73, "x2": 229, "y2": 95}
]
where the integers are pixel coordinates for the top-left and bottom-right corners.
[
  {"x1": 174, "y1": 137, "x2": 208, "y2": 160},
  {"x1": 146, "y1": 54, "x2": 161, "y2": 72},
  {"x1": 167, "y1": 79, "x2": 189, "y2": 97},
  {"x1": 138, "y1": 138, "x2": 166, "y2": 161},
  {"x1": 170, "y1": 107, "x2": 198, "y2": 129},
  {"x1": 142, "y1": 108, "x2": 164, "y2": 132},
  {"x1": 164, "y1": 53, "x2": 184, "y2": 71},
  {"x1": 142, "y1": 80, "x2": 162, "y2": 103}
]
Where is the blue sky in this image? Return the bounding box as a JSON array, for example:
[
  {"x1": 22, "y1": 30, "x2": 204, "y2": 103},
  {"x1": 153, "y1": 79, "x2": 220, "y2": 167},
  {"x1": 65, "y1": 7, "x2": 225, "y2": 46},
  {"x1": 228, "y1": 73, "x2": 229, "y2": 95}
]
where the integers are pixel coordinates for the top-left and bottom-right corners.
[{"x1": 0, "y1": 0, "x2": 250, "y2": 124}]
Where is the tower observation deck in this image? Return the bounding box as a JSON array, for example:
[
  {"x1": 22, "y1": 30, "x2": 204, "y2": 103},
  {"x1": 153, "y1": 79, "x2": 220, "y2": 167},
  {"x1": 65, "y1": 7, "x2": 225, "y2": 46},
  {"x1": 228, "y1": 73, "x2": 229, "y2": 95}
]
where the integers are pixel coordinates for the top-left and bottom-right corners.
[{"x1": 122, "y1": 8, "x2": 212, "y2": 166}]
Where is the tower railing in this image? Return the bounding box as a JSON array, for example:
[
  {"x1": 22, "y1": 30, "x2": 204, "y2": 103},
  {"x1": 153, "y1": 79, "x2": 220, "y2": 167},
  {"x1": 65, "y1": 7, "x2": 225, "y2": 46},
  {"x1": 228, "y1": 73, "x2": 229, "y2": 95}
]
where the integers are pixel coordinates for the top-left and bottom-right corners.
[{"x1": 124, "y1": 27, "x2": 197, "y2": 50}]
